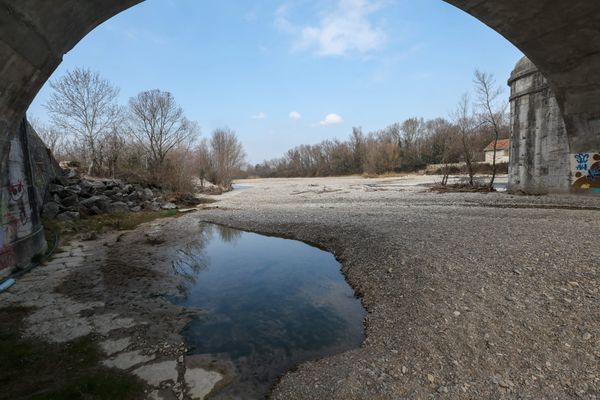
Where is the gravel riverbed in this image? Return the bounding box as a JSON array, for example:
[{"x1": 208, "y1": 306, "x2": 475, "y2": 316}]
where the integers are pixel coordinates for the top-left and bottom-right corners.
[
  {"x1": 198, "y1": 176, "x2": 600, "y2": 399},
  {"x1": 2, "y1": 174, "x2": 598, "y2": 399}
]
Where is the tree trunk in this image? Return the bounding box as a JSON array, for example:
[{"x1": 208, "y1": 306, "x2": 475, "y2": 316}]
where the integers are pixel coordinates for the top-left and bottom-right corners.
[{"x1": 489, "y1": 136, "x2": 499, "y2": 191}]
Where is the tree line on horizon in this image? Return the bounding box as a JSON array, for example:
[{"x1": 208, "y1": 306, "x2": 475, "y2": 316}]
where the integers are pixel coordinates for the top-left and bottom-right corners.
[
  {"x1": 36, "y1": 68, "x2": 508, "y2": 193},
  {"x1": 245, "y1": 70, "x2": 509, "y2": 189},
  {"x1": 34, "y1": 67, "x2": 246, "y2": 192}
]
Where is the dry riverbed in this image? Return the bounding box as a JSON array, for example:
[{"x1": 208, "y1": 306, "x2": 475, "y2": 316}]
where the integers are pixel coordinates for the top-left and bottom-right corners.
[{"x1": 1, "y1": 175, "x2": 599, "y2": 399}]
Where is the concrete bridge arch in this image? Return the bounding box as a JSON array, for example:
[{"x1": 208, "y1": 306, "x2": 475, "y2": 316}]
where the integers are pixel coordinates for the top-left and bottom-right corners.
[
  {"x1": 1, "y1": 0, "x2": 600, "y2": 271},
  {"x1": 2, "y1": 1, "x2": 600, "y2": 153}
]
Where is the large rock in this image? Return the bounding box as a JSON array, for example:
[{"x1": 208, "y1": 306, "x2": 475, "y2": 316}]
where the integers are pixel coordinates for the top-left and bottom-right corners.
[
  {"x1": 81, "y1": 180, "x2": 106, "y2": 193},
  {"x1": 89, "y1": 181, "x2": 107, "y2": 193},
  {"x1": 80, "y1": 195, "x2": 110, "y2": 208},
  {"x1": 144, "y1": 202, "x2": 161, "y2": 212},
  {"x1": 61, "y1": 195, "x2": 79, "y2": 208},
  {"x1": 64, "y1": 168, "x2": 79, "y2": 179},
  {"x1": 161, "y1": 202, "x2": 177, "y2": 210},
  {"x1": 56, "y1": 211, "x2": 80, "y2": 221},
  {"x1": 48, "y1": 183, "x2": 65, "y2": 194},
  {"x1": 108, "y1": 202, "x2": 129, "y2": 214},
  {"x1": 65, "y1": 185, "x2": 82, "y2": 195},
  {"x1": 42, "y1": 202, "x2": 60, "y2": 219},
  {"x1": 127, "y1": 192, "x2": 139, "y2": 202}
]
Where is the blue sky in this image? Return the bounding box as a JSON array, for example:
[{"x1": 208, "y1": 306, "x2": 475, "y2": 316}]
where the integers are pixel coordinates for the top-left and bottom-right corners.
[{"x1": 28, "y1": 0, "x2": 523, "y2": 164}]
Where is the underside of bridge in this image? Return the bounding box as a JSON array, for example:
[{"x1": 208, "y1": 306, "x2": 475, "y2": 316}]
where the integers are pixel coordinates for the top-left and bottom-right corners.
[{"x1": 1, "y1": 0, "x2": 600, "y2": 271}]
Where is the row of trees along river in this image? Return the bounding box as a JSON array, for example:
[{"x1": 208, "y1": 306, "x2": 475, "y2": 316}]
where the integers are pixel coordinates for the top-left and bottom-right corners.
[
  {"x1": 35, "y1": 67, "x2": 245, "y2": 192},
  {"x1": 35, "y1": 68, "x2": 508, "y2": 192},
  {"x1": 243, "y1": 71, "x2": 509, "y2": 190}
]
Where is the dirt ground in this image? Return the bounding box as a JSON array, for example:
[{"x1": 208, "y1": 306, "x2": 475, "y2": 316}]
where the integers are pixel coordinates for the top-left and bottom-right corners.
[{"x1": 2, "y1": 174, "x2": 599, "y2": 399}]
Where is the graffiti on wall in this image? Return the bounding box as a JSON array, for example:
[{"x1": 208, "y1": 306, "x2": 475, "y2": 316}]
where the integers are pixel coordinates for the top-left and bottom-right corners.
[
  {"x1": 571, "y1": 152, "x2": 600, "y2": 192},
  {"x1": 0, "y1": 138, "x2": 34, "y2": 272}
]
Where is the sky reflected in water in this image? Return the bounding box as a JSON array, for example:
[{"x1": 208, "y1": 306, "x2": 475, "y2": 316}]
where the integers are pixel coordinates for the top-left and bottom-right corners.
[{"x1": 172, "y1": 223, "x2": 365, "y2": 399}]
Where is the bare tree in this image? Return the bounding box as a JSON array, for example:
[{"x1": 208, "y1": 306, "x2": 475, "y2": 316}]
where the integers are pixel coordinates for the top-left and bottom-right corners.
[
  {"x1": 30, "y1": 119, "x2": 63, "y2": 157},
  {"x1": 45, "y1": 68, "x2": 121, "y2": 175},
  {"x1": 101, "y1": 124, "x2": 126, "y2": 178},
  {"x1": 436, "y1": 121, "x2": 458, "y2": 186},
  {"x1": 452, "y1": 93, "x2": 478, "y2": 186},
  {"x1": 349, "y1": 127, "x2": 366, "y2": 174},
  {"x1": 473, "y1": 70, "x2": 507, "y2": 190},
  {"x1": 209, "y1": 128, "x2": 246, "y2": 187},
  {"x1": 128, "y1": 89, "x2": 198, "y2": 179},
  {"x1": 195, "y1": 139, "x2": 212, "y2": 188}
]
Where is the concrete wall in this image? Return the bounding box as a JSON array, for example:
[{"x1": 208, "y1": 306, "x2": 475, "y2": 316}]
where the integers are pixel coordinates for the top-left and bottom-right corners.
[
  {"x1": 1, "y1": 120, "x2": 41, "y2": 277},
  {"x1": 507, "y1": 57, "x2": 571, "y2": 194},
  {"x1": 485, "y1": 150, "x2": 509, "y2": 165},
  {"x1": 0, "y1": 119, "x2": 60, "y2": 278}
]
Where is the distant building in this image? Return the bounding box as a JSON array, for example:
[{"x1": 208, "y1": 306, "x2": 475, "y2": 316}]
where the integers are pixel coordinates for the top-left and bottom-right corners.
[{"x1": 484, "y1": 139, "x2": 511, "y2": 164}]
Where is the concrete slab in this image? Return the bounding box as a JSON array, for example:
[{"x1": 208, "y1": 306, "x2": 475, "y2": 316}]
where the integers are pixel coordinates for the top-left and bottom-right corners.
[
  {"x1": 133, "y1": 360, "x2": 178, "y2": 386},
  {"x1": 184, "y1": 368, "x2": 223, "y2": 400},
  {"x1": 102, "y1": 350, "x2": 155, "y2": 370},
  {"x1": 100, "y1": 337, "x2": 132, "y2": 356}
]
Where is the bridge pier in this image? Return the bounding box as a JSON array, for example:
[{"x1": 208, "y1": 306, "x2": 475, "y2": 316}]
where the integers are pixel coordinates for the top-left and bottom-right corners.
[{"x1": 508, "y1": 57, "x2": 600, "y2": 194}]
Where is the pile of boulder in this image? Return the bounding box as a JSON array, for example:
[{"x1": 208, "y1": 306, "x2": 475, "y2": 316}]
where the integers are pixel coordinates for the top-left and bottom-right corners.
[{"x1": 42, "y1": 167, "x2": 178, "y2": 221}]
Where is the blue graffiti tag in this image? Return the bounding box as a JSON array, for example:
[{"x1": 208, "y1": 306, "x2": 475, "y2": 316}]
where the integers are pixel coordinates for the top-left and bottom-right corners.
[
  {"x1": 587, "y1": 169, "x2": 600, "y2": 181},
  {"x1": 575, "y1": 153, "x2": 590, "y2": 171}
]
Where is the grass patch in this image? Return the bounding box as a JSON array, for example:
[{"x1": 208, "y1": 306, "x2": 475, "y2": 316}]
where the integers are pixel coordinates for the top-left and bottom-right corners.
[
  {"x1": 362, "y1": 172, "x2": 410, "y2": 179},
  {"x1": 0, "y1": 307, "x2": 145, "y2": 400},
  {"x1": 429, "y1": 182, "x2": 496, "y2": 193},
  {"x1": 44, "y1": 210, "x2": 180, "y2": 243}
]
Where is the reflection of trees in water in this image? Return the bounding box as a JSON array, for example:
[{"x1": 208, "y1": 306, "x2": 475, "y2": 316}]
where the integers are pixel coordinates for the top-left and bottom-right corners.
[
  {"x1": 171, "y1": 224, "x2": 244, "y2": 297},
  {"x1": 215, "y1": 225, "x2": 242, "y2": 244},
  {"x1": 172, "y1": 228, "x2": 212, "y2": 296}
]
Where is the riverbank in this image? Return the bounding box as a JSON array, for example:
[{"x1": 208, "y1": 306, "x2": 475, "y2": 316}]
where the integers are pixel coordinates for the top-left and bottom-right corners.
[
  {"x1": 203, "y1": 176, "x2": 599, "y2": 399},
  {"x1": 1, "y1": 175, "x2": 598, "y2": 399}
]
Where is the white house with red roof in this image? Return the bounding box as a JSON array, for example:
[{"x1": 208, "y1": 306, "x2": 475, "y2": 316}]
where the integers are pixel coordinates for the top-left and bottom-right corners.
[{"x1": 484, "y1": 139, "x2": 511, "y2": 164}]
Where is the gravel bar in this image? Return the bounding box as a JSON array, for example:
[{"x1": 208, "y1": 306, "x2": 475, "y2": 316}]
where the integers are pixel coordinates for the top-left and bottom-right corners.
[{"x1": 193, "y1": 176, "x2": 600, "y2": 399}]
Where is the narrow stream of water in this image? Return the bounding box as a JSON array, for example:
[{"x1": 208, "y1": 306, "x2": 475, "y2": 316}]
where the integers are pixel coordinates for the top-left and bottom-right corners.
[{"x1": 171, "y1": 223, "x2": 365, "y2": 399}]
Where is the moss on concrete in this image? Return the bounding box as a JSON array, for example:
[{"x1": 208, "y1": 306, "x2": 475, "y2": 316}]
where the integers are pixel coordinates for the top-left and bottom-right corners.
[{"x1": 0, "y1": 307, "x2": 146, "y2": 400}]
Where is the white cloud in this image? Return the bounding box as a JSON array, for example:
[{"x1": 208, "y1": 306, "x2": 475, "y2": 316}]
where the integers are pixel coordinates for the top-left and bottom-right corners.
[
  {"x1": 275, "y1": 4, "x2": 295, "y2": 33},
  {"x1": 104, "y1": 24, "x2": 167, "y2": 46},
  {"x1": 252, "y1": 112, "x2": 267, "y2": 120},
  {"x1": 277, "y1": 0, "x2": 387, "y2": 57},
  {"x1": 289, "y1": 111, "x2": 302, "y2": 121},
  {"x1": 320, "y1": 113, "x2": 344, "y2": 125},
  {"x1": 245, "y1": 10, "x2": 258, "y2": 22}
]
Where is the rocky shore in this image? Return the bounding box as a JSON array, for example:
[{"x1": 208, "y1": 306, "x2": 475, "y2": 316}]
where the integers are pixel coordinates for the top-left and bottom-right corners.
[{"x1": 41, "y1": 166, "x2": 190, "y2": 221}]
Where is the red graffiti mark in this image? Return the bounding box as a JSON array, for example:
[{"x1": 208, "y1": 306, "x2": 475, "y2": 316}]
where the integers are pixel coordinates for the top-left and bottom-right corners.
[
  {"x1": 0, "y1": 246, "x2": 15, "y2": 271},
  {"x1": 7, "y1": 179, "x2": 25, "y2": 202},
  {"x1": 4, "y1": 212, "x2": 20, "y2": 235}
]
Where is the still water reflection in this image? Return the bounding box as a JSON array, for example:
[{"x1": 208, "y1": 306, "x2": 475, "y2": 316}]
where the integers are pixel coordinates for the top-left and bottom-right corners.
[{"x1": 172, "y1": 223, "x2": 365, "y2": 399}]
